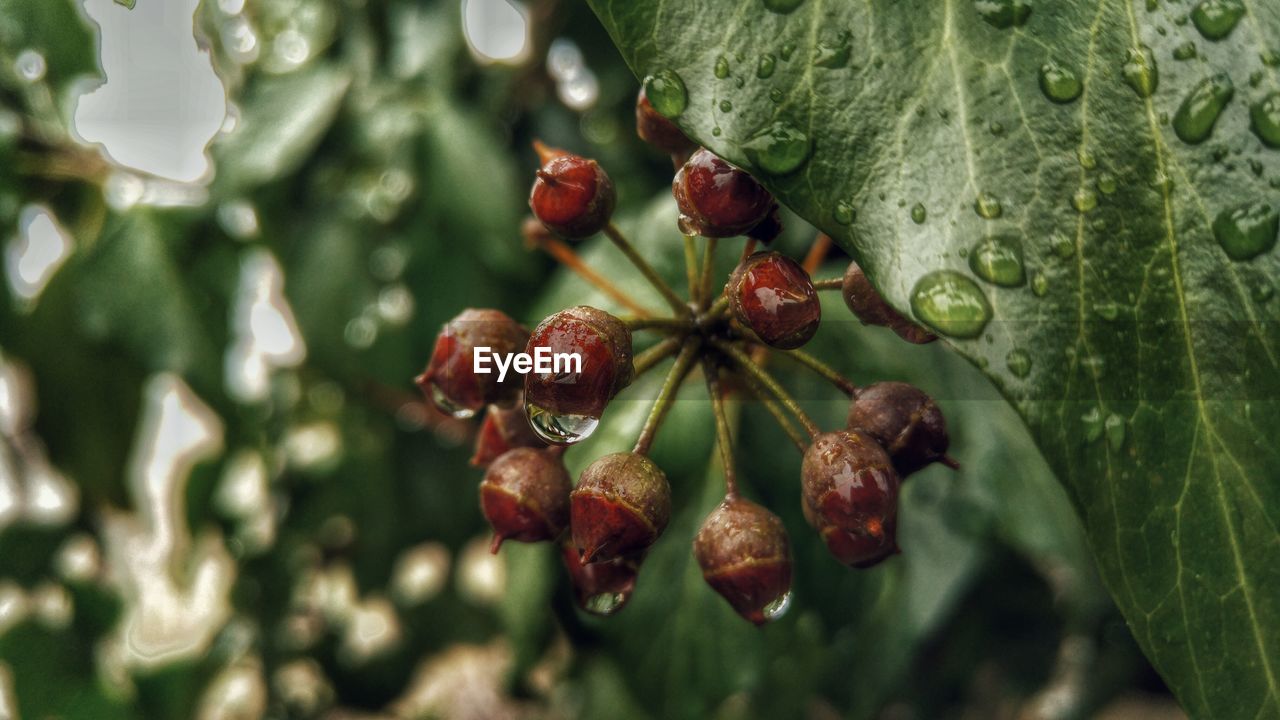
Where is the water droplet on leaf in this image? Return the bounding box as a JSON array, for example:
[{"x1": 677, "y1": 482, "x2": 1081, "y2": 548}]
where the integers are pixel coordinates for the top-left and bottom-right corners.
[
  {"x1": 643, "y1": 70, "x2": 688, "y2": 118},
  {"x1": 813, "y1": 31, "x2": 852, "y2": 69},
  {"x1": 1105, "y1": 413, "x2": 1127, "y2": 450},
  {"x1": 834, "y1": 200, "x2": 856, "y2": 225},
  {"x1": 1173, "y1": 73, "x2": 1234, "y2": 144},
  {"x1": 763, "y1": 0, "x2": 805, "y2": 13},
  {"x1": 974, "y1": 191, "x2": 1003, "y2": 219},
  {"x1": 973, "y1": 0, "x2": 1032, "y2": 28},
  {"x1": 910, "y1": 270, "x2": 993, "y2": 338},
  {"x1": 743, "y1": 121, "x2": 811, "y2": 175},
  {"x1": 911, "y1": 203, "x2": 928, "y2": 224},
  {"x1": 1173, "y1": 41, "x2": 1198, "y2": 60},
  {"x1": 1191, "y1": 0, "x2": 1245, "y2": 40},
  {"x1": 1006, "y1": 349, "x2": 1032, "y2": 378},
  {"x1": 1250, "y1": 92, "x2": 1280, "y2": 148},
  {"x1": 969, "y1": 234, "x2": 1026, "y2": 287},
  {"x1": 1122, "y1": 45, "x2": 1159, "y2": 98},
  {"x1": 1039, "y1": 61, "x2": 1083, "y2": 103},
  {"x1": 1072, "y1": 188, "x2": 1098, "y2": 213},
  {"x1": 757, "y1": 54, "x2": 777, "y2": 79},
  {"x1": 714, "y1": 55, "x2": 731, "y2": 79},
  {"x1": 1212, "y1": 201, "x2": 1278, "y2": 260}
]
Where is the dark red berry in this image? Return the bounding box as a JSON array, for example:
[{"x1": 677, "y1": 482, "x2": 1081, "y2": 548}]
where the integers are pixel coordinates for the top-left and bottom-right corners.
[
  {"x1": 416, "y1": 309, "x2": 529, "y2": 418},
  {"x1": 801, "y1": 430, "x2": 901, "y2": 568},
  {"x1": 847, "y1": 382, "x2": 950, "y2": 476},
  {"x1": 803, "y1": 494, "x2": 899, "y2": 568},
  {"x1": 524, "y1": 306, "x2": 633, "y2": 442},
  {"x1": 480, "y1": 447, "x2": 571, "y2": 553},
  {"x1": 560, "y1": 540, "x2": 643, "y2": 616},
  {"x1": 570, "y1": 452, "x2": 670, "y2": 564},
  {"x1": 745, "y1": 205, "x2": 783, "y2": 244},
  {"x1": 729, "y1": 251, "x2": 821, "y2": 350},
  {"x1": 635, "y1": 88, "x2": 695, "y2": 156},
  {"x1": 529, "y1": 141, "x2": 616, "y2": 239},
  {"x1": 470, "y1": 396, "x2": 547, "y2": 468},
  {"x1": 842, "y1": 261, "x2": 936, "y2": 344},
  {"x1": 694, "y1": 497, "x2": 793, "y2": 625},
  {"x1": 672, "y1": 148, "x2": 774, "y2": 238}
]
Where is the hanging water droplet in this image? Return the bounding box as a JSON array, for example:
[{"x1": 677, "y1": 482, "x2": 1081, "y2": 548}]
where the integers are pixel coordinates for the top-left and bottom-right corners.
[
  {"x1": 762, "y1": 0, "x2": 805, "y2": 13},
  {"x1": 742, "y1": 120, "x2": 811, "y2": 175},
  {"x1": 526, "y1": 402, "x2": 600, "y2": 445},
  {"x1": 1212, "y1": 201, "x2": 1278, "y2": 260},
  {"x1": 584, "y1": 591, "x2": 628, "y2": 615},
  {"x1": 1122, "y1": 45, "x2": 1159, "y2": 98},
  {"x1": 1072, "y1": 187, "x2": 1099, "y2": 213},
  {"x1": 973, "y1": 0, "x2": 1032, "y2": 29},
  {"x1": 1191, "y1": 0, "x2": 1245, "y2": 40},
  {"x1": 714, "y1": 55, "x2": 731, "y2": 79},
  {"x1": 974, "y1": 191, "x2": 1003, "y2": 219},
  {"x1": 1250, "y1": 92, "x2": 1280, "y2": 148},
  {"x1": 15, "y1": 49, "x2": 46, "y2": 83},
  {"x1": 813, "y1": 31, "x2": 852, "y2": 69},
  {"x1": 761, "y1": 590, "x2": 792, "y2": 622},
  {"x1": 1081, "y1": 407, "x2": 1104, "y2": 443},
  {"x1": 1039, "y1": 61, "x2": 1083, "y2": 104},
  {"x1": 427, "y1": 383, "x2": 476, "y2": 420},
  {"x1": 834, "y1": 200, "x2": 857, "y2": 225},
  {"x1": 1006, "y1": 349, "x2": 1033, "y2": 378},
  {"x1": 1031, "y1": 271, "x2": 1049, "y2": 297},
  {"x1": 1173, "y1": 73, "x2": 1234, "y2": 145},
  {"x1": 910, "y1": 270, "x2": 993, "y2": 339},
  {"x1": 968, "y1": 234, "x2": 1026, "y2": 287},
  {"x1": 911, "y1": 203, "x2": 928, "y2": 224},
  {"x1": 719, "y1": 99, "x2": 733, "y2": 113},
  {"x1": 1097, "y1": 173, "x2": 1118, "y2": 195},
  {"x1": 1105, "y1": 413, "x2": 1127, "y2": 451},
  {"x1": 1172, "y1": 41, "x2": 1198, "y2": 61},
  {"x1": 757, "y1": 54, "x2": 777, "y2": 79},
  {"x1": 643, "y1": 70, "x2": 688, "y2": 118}
]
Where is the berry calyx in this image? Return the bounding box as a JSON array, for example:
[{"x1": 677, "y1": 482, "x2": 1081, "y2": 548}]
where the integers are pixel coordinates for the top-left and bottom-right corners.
[
  {"x1": 529, "y1": 141, "x2": 616, "y2": 240},
  {"x1": 560, "y1": 540, "x2": 643, "y2": 616},
  {"x1": 801, "y1": 430, "x2": 901, "y2": 568},
  {"x1": 524, "y1": 306, "x2": 633, "y2": 444},
  {"x1": 416, "y1": 309, "x2": 530, "y2": 418},
  {"x1": 729, "y1": 251, "x2": 821, "y2": 350},
  {"x1": 480, "y1": 447, "x2": 571, "y2": 553},
  {"x1": 673, "y1": 148, "x2": 775, "y2": 238},
  {"x1": 694, "y1": 497, "x2": 793, "y2": 625},
  {"x1": 841, "y1": 261, "x2": 937, "y2": 345},
  {"x1": 635, "y1": 88, "x2": 695, "y2": 156},
  {"x1": 570, "y1": 452, "x2": 670, "y2": 564},
  {"x1": 470, "y1": 397, "x2": 547, "y2": 468},
  {"x1": 847, "y1": 382, "x2": 951, "y2": 476}
]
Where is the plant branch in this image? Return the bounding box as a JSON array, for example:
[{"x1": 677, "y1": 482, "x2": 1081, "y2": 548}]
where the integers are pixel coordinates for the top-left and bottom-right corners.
[
  {"x1": 527, "y1": 232, "x2": 655, "y2": 317},
  {"x1": 813, "y1": 278, "x2": 843, "y2": 291},
  {"x1": 623, "y1": 316, "x2": 694, "y2": 333},
  {"x1": 703, "y1": 358, "x2": 739, "y2": 497},
  {"x1": 736, "y1": 370, "x2": 808, "y2": 453},
  {"x1": 683, "y1": 235, "x2": 700, "y2": 306},
  {"x1": 631, "y1": 337, "x2": 682, "y2": 378},
  {"x1": 604, "y1": 223, "x2": 690, "y2": 316},
  {"x1": 712, "y1": 339, "x2": 819, "y2": 438},
  {"x1": 776, "y1": 348, "x2": 857, "y2": 396},
  {"x1": 698, "y1": 236, "x2": 718, "y2": 310},
  {"x1": 633, "y1": 342, "x2": 700, "y2": 455}
]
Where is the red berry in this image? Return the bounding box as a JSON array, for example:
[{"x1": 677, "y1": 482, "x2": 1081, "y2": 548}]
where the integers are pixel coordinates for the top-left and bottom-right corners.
[
  {"x1": 729, "y1": 251, "x2": 821, "y2": 349},
  {"x1": 416, "y1": 309, "x2": 529, "y2": 418},
  {"x1": 470, "y1": 396, "x2": 547, "y2": 468},
  {"x1": 529, "y1": 141, "x2": 616, "y2": 239},
  {"x1": 801, "y1": 430, "x2": 901, "y2": 568},
  {"x1": 803, "y1": 495, "x2": 899, "y2": 568},
  {"x1": 694, "y1": 497, "x2": 793, "y2": 625},
  {"x1": 842, "y1": 261, "x2": 936, "y2": 345},
  {"x1": 559, "y1": 540, "x2": 643, "y2": 616},
  {"x1": 672, "y1": 148, "x2": 774, "y2": 238},
  {"x1": 480, "y1": 448, "x2": 571, "y2": 552},
  {"x1": 524, "y1": 306, "x2": 633, "y2": 443},
  {"x1": 847, "y1": 382, "x2": 950, "y2": 476},
  {"x1": 570, "y1": 452, "x2": 670, "y2": 564},
  {"x1": 635, "y1": 88, "x2": 695, "y2": 156}
]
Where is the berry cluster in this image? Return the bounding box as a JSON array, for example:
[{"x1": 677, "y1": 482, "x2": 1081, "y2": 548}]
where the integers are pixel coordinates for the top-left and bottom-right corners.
[{"x1": 415, "y1": 91, "x2": 956, "y2": 625}]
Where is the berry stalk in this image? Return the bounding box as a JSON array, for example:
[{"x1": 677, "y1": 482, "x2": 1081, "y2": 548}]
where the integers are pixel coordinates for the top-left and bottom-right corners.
[
  {"x1": 712, "y1": 339, "x2": 819, "y2": 438},
  {"x1": 736, "y1": 371, "x2": 808, "y2": 453},
  {"x1": 777, "y1": 348, "x2": 857, "y2": 397},
  {"x1": 632, "y1": 337, "x2": 682, "y2": 378},
  {"x1": 704, "y1": 358, "x2": 740, "y2": 497},
  {"x1": 698, "y1": 236, "x2": 718, "y2": 310},
  {"x1": 623, "y1": 316, "x2": 695, "y2": 333},
  {"x1": 683, "y1": 235, "x2": 701, "y2": 306},
  {"x1": 526, "y1": 229, "x2": 655, "y2": 317},
  {"x1": 633, "y1": 341, "x2": 700, "y2": 455},
  {"x1": 604, "y1": 223, "x2": 690, "y2": 316},
  {"x1": 812, "y1": 278, "x2": 843, "y2": 291}
]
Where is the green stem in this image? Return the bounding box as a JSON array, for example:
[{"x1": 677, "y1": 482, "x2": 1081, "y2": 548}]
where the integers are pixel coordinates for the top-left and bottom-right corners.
[
  {"x1": 778, "y1": 348, "x2": 857, "y2": 396},
  {"x1": 623, "y1": 316, "x2": 694, "y2": 333},
  {"x1": 683, "y1": 235, "x2": 701, "y2": 306},
  {"x1": 631, "y1": 337, "x2": 682, "y2": 378},
  {"x1": 633, "y1": 342, "x2": 700, "y2": 455},
  {"x1": 698, "y1": 236, "x2": 718, "y2": 310},
  {"x1": 813, "y1": 278, "x2": 843, "y2": 291},
  {"x1": 737, "y1": 369, "x2": 808, "y2": 453},
  {"x1": 712, "y1": 339, "x2": 819, "y2": 438},
  {"x1": 706, "y1": 294, "x2": 730, "y2": 320},
  {"x1": 703, "y1": 358, "x2": 739, "y2": 497},
  {"x1": 604, "y1": 223, "x2": 690, "y2": 316}
]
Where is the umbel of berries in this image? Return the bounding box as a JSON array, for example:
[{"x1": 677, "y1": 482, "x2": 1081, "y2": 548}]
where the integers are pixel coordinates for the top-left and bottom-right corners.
[
  {"x1": 842, "y1": 260, "x2": 936, "y2": 345},
  {"x1": 635, "y1": 87, "x2": 695, "y2": 157},
  {"x1": 673, "y1": 148, "x2": 776, "y2": 238},
  {"x1": 560, "y1": 541, "x2": 643, "y2": 616},
  {"x1": 729, "y1": 251, "x2": 821, "y2": 350},
  {"x1": 524, "y1": 306, "x2": 633, "y2": 444},
  {"x1": 570, "y1": 452, "x2": 670, "y2": 564},
  {"x1": 529, "y1": 141, "x2": 616, "y2": 239},
  {"x1": 694, "y1": 497, "x2": 793, "y2": 625},
  {"x1": 479, "y1": 447, "x2": 571, "y2": 553},
  {"x1": 848, "y1": 382, "x2": 950, "y2": 477},
  {"x1": 416, "y1": 308, "x2": 529, "y2": 418},
  {"x1": 801, "y1": 431, "x2": 902, "y2": 568}
]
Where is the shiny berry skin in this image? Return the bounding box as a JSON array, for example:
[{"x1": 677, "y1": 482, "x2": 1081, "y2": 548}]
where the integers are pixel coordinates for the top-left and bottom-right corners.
[
  {"x1": 416, "y1": 309, "x2": 529, "y2": 418},
  {"x1": 694, "y1": 497, "x2": 793, "y2": 625},
  {"x1": 635, "y1": 88, "x2": 695, "y2": 156},
  {"x1": 801, "y1": 431, "x2": 901, "y2": 568},
  {"x1": 480, "y1": 448, "x2": 571, "y2": 553},
  {"x1": 729, "y1": 251, "x2": 821, "y2": 350},
  {"x1": 672, "y1": 148, "x2": 774, "y2": 238},
  {"x1": 524, "y1": 306, "x2": 633, "y2": 422},
  {"x1": 559, "y1": 540, "x2": 643, "y2": 616},
  {"x1": 847, "y1": 382, "x2": 950, "y2": 476},
  {"x1": 570, "y1": 452, "x2": 670, "y2": 564},
  {"x1": 529, "y1": 141, "x2": 616, "y2": 239},
  {"x1": 470, "y1": 397, "x2": 546, "y2": 468},
  {"x1": 841, "y1": 261, "x2": 936, "y2": 345},
  {"x1": 803, "y1": 495, "x2": 899, "y2": 569}
]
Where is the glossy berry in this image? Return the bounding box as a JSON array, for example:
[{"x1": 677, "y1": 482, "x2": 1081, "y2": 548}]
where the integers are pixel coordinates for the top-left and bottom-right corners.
[
  {"x1": 801, "y1": 430, "x2": 901, "y2": 568},
  {"x1": 480, "y1": 448, "x2": 571, "y2": 553},
  {"x1": 529, "y1": 141, "x2": 616, "y2": 239},
  {"x1": 841, "y1": 261, "x2": 937, "y2": 345},
  {"x1": 673, "y1": 148, "x2": 774, "y2": 238},
  {"x1": 847, "y1": 382, "x2": 950, "y2": 476},
  {"x1": 470, "y1": 397, "x2": 546, "y2": 468},
  {"x1": 635, "y1": 88, "x2": 695, "y2": 156},
  {"x1": 694, "y1": 497, "x2": 793, "y2": 625},
  {"x1": 524, "y1": 306, "x2": 633, "y2": 442},
  {"x1": 560, "y1": 540, "x2": 643, "y2": 616},
  {"x1": 570, "y1": 452, "x2": 670, "y2": 564},
  {"x1": 729, "y1": 251, "x2": 821, "y2": 349},
  {"x1": 416, "y1": 309, "x2": 529, "y2": 419}
]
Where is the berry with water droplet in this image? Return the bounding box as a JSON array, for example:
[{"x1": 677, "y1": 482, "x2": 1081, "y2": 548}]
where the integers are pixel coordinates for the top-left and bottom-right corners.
[
  {"x1": 847, "y1": 382, "x2": 951, "y2": 476},
  {"x1": 729, "y1": 251, "x2": 821, "y2": 349},
  {"x1": 694, "y1": 497, "x2": 793, "y2": 625},
  {"x1": 801, "y1": 430, "x2": 901, "y2": 568},
  {"x1": 636, "y1": 87, "x2": 695, "y2": 156},
  {"x1": 524, "y1": 306, "x2": 632, "y2": 444},
  {"x1": 416, "y1": 309, "x2": 529, "y2": 418},
  {"x1": 480, "y1": 448, "x2": 571, "y2": 552},
  {"x1": 673, "y1": 148, "x2": 774, "y2": 237},
  {"x1": 571, "y1": 452, "x2": 670, "y2": 564},
  {"x1": 529, "y1": 141, "x2": 616, "y2": 239},
  {"x1": 841, "y1": 261, "x2": 936, "y2": 344},
  {"x1": 470, "y1": 396, "x2": 547, "y2": 468},
  {"x1": 559, "y1": 540, "x2": 642, "y2": 616}
]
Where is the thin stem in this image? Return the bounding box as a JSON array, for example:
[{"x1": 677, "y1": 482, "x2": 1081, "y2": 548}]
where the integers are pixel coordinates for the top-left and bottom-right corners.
[
  {"x1": 698, "y1": 236, "x2": 718, "y2": 310},
  {"x1": 737, "y1": 370, "x2": 808, "y2": 453},
  {"x1": 623, "y1": 316, "x2": 694, "y2": 333},
  {"x1": 777, "y1": 348, "x2": 857, "y2": 396},
  {"x1": 706, "y1": 294, "x2": 730, "y2": 320},
  {"x1": 738, "y1": 239, "x2": 758, "y2": 264},
  {"x1": 703, "y1": 358, "x2": 739, "y2": 497},
  {"x1": 528, "y1": 234, "x2": 655, "y2": 317},
  {"x1": 633, "y1": 342, "x2": 700, "y2": 455},
  {"x1": 802, "y1": 232, "x2": 832, "y2": 274},
  {"x1": 712, "y1": 339, "x2": 819, "y2": 438},
  {"x1": 683, "y1": 235, "x2": 701, "y2": 306},
  {"x1": 604, "y1": 223, "x2": 690, "y2": 316},
  {"x1": 632, "y1": 337, "x2": 682, "y2": 377},
  {"x1": 813, "y1": 278, "x2": 843, "y2": 291}
]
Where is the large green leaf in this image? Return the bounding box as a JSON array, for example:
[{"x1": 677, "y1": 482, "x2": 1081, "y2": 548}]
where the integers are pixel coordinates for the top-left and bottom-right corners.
[{"x1": 588, "y1": 1, "x2": 1280, "y2": 717}]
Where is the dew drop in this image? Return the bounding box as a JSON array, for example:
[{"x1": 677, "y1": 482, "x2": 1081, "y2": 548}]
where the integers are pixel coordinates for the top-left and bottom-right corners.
[
  {"x1": 1077, "y1": 147, "x2": 1097, "y2": 169},
  {"x1": 989, "y1": 120, "x2": 1006, "y2": 135},
  {"x1": 1039, "y1": 61, "x2": 1083, "y2": 104},
  {"x1": 1093, "y1": 301, "x2": 1120, "y2": 321},
  {"x1": 761, "y1": 590, "x2": 792, "y2": 622},
  {"x1": 1081, "y1": 407, "x2": 1104, "y2": 443},
  {"x1": 1006, "y1": 349, "x2": 1033, "y2": 378},
  {"x1": 968, "y1": 234, "x2": 1026, "y2": 287},
  {"x1": 1172, "y1": 41, "x2": 1198, "y2": 61},
  {"x1": 780, "y1": 43, "x2": 796, "y2": 61},
  {"x1": 910, "y1": 270, "x2": 993, "y2": 339},
  {"x1": 813, "y1": 31, "x2": 852, "y2": 69},
  {"x1": 762, "y1": 0, "x2": 805, "y2": 13},
  {"x1": 1097, "y1": 173, "x2": 1118, "y2": 195},
  {"x1": 584, "y1": 591, "x2": 628, "y2": 615},
  {"x1": 526, "y1": 403, "x2": 600, "y2": 444},
  {"x1": 834, "y1": 200, "x2": 857, "y2": 225},
  {"x1": 15, "y1": 49, "x2": 46, "y2": 83},
  {"x1": 743, "y1": 120, "x2": 812, "y2": 175},
  {"x1": 428, "y1": 384, "x2": 477, "y2": 420},
  {"x1": 1191, "y1": 0, "x2": 1245, "y2": 41},
  {"x1": 714, "y1": 55, "x2": 730, "y2": 79},
  {"x1": 1031, "y1": 271, "x2": 1049, "y2": 297},
  {"x1": 642, "y1": 70, "x2": 688, "y2": 118},
  {"x1": 1105, "y1": 413, "x2": 1127, "y2": 451},
  {"x1": 1212, "y1": 201, "x2": 1278, "y2": 260},
  {"x1": 1173, "y1": 73, "x2": 1234, "y2": 145},
  {"x1": 974, "y1": 0, "x2": 1032, "y2": 29},
  {"x1": 1052, "y1": 235, "x2": 1076, "y2": 259},
  {"x1": 1122, "y1": 45, "x2": 1159, "y2": 98},
  {"x1": 757, "y1": 54, "x2": 777, "y2": 79},
  {"x1": 719, "y1": 99, "x2": 733, "y2": 113},
  {"x1": 974, "y1": 191, "x2": 1003, "y2": 219},
  {"x1": 1250, "y1": 92, "x2": 1280, "y2": 148},
  {"x1": 1072, "y1": 188, "x2": 1099, "y2": 213},
  {"x1": 911, "y1": 203, "x2": 928, "y2": 224}
]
